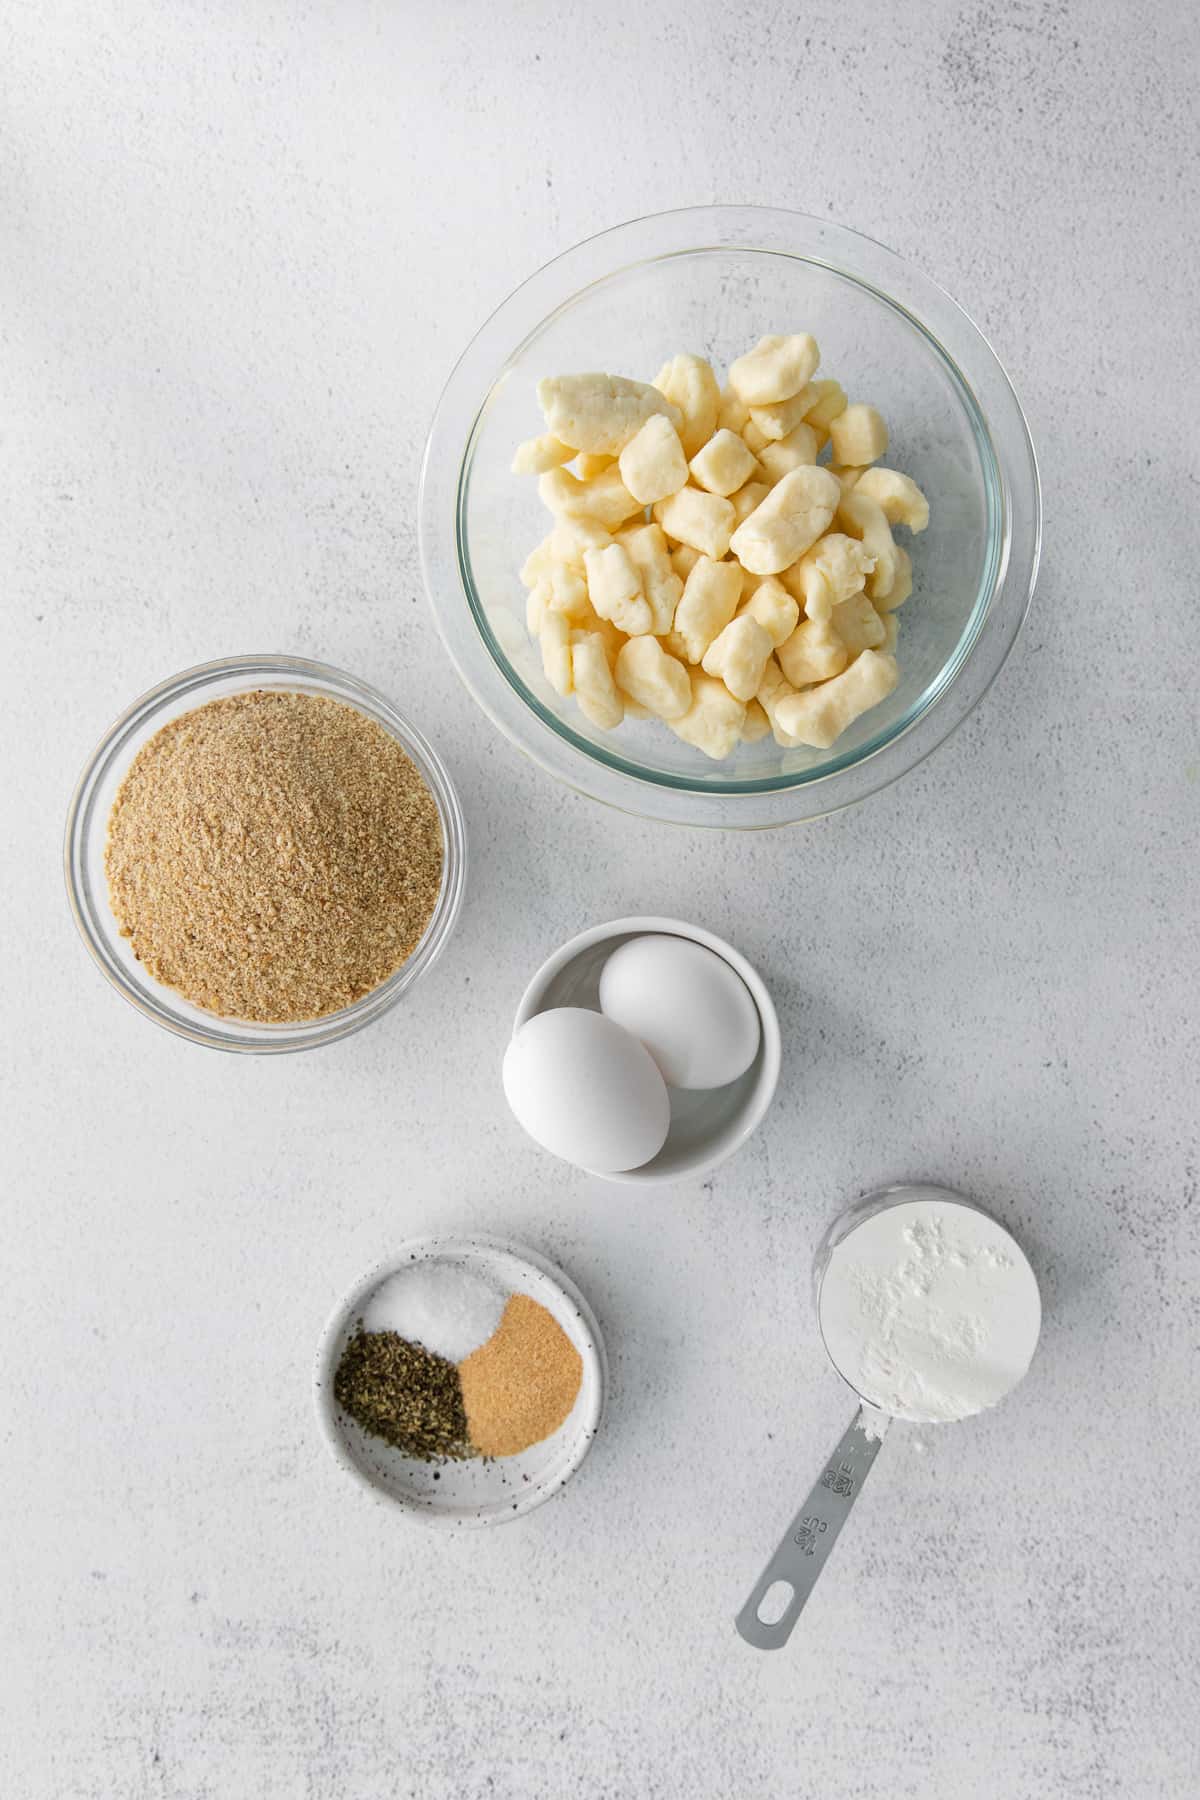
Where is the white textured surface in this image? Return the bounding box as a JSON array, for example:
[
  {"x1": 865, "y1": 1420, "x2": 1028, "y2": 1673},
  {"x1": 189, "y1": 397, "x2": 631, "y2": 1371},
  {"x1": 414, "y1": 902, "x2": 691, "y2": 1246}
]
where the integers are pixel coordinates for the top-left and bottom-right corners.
[{"x1": 3, "y1": 2, "x2": 1199, "y2": 1795}]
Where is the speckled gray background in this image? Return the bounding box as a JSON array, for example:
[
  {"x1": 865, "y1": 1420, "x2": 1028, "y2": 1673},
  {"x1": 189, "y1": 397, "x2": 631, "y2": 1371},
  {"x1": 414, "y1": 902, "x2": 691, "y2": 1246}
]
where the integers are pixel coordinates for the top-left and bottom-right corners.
[{"x1": 3, "y1": 2, "x2": 1199, "y2": 1795}]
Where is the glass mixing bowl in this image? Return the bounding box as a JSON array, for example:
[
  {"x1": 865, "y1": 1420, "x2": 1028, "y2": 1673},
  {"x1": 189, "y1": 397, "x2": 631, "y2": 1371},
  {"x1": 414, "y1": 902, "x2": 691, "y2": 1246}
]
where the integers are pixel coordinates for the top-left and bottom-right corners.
[
  {"x1": 420, "y1": 206, "x2": 1040, "y2": 828},
  {"x1": 64, "y1": 654, "x2": 467, "y2": 1053}
]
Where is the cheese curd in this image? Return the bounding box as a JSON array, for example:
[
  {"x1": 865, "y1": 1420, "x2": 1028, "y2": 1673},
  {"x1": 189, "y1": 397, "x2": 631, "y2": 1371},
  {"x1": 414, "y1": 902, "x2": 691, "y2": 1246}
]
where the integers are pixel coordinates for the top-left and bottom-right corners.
[
  {"x1": 615, "y1": 635, "x2": 692, "y2": 720},
  {"x1": 672, "y1": 556, "x2": 743, "y2": 664},
  {"x1": 653, "y1": 487, "x2": 736, "y2": 561},
  {"x1": 740, "y1": 699, "x2": 772, "y2": 743},
  {"x1": 576, "y1": 452, "x2": 615, "y2": 478},
  {"x1": 831, "y1": 590, "x2": 888, "y2": 653},
  {"x1": 701, "y1": 614, "x2": 774, "y2": 703},
  {"x1": 717, "y1": 386, "x2": 751, "y2": 434},
  {"x1": 652, "y1": 354, "x2": 721, "y2": 458},
  {"x1": 583, "y1": 544, "x2": 654, "y2": 637},
  {"x1": 618, "y1": 523, "x2": 683, "y2": 634},
  {"x1": 689, "y1": 429, "x2": 758, "y2": 497},
  {"x1": 512, "y1": 434, "x2": 575, "y2": 475},
  {"x1": 538, "y1": 373, "x2": 681, "y2": 455},
  {"x1": 804, "y1": 380, "x2": 848, "y2": 436},
  {"x1": 729, "y1": 466, "x2": 841, "y2": 575},
  {"x1": 771, "y1": 649, "x2": 899, "y2": 750},
  {"x1": 757, "y1": 422, "x2": 819, "y2": 484},
  {"x1": 539, "y1": 466, "x2": 643, "y2": 532},
  {"x1": 618, "y1": 414, "x2": 689, "y2": 506},
  {"x1": 571, "y1": 631, "x2": 624, "y2": 729},
  {"x1": 728, "y1": 334, "x2": 819, "y2": 406},
  {"x1": 829, "y1": 402, "x2": 889, "y2": 468},
  {"x1": 670, "y1": 673, "x2": 747, "y2": 761},
  {"x1": 548, "y1": 516, "x2": 613, "y2": 562},
  {"x1": 730, "y1": 479, "x2": 770, "y2": 525},
  {"x1": 781, "y1": 532, "x2": 876, "y2": 623},
  {"x1": 540, "y1": 610, "x2": 573, "y2": 696},
  {"x1": 755, "y1": 655, "x2": 804, "y2": 748},
  {"x1": 776, "y1": 615, "x2": 849, "y2": 687},
  {"x1": 748, "y1": 385, "x2": 817, "y2": 442},
  {"x1": 513, "y1": 337, "x2": 929, "y2": 754},
  {"x1": 835, "y1": 488, "x2": 899, "y2": 601},
  {"x1": 736, "y1": 576, "x2": 799, "y2": 648},
  {"x1": 879, "y1": 545, "x2": 913, "y2": 613},
  {"x1": 853, "y1": 467, "x2": 930, "y2": 533},
  {"x1": 670, "y1": 542, "x2": 702, "y2": 582}
]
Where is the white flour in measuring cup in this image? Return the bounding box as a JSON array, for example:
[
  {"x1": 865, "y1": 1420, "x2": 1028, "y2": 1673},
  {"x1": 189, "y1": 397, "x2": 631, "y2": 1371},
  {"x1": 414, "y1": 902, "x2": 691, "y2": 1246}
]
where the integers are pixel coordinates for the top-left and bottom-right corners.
[{"x1": 817, "y1": 1191, "x2": 1041, "y2": 1424}]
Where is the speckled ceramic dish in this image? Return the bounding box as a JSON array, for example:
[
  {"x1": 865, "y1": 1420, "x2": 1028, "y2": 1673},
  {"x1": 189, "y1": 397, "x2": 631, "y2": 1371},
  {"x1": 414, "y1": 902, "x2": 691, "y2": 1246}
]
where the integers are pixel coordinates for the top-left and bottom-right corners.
[{"x1": 314, "y1": 1236, "x2": 606, "y2": 1527}]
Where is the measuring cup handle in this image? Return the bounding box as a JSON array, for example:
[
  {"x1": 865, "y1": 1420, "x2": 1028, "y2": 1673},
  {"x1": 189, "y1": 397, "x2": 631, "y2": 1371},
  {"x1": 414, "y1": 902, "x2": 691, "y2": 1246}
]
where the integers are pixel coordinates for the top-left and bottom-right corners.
[{"x1": 735, "y1": 1406, "x2": 889, "y2": 1650}]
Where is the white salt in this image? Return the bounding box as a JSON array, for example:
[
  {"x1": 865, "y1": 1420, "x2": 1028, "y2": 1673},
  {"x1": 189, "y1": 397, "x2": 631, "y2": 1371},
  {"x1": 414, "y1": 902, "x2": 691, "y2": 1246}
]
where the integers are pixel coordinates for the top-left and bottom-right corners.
[{"x1": 362, "y1": 1261, "x2": 507, "y2": 1363}]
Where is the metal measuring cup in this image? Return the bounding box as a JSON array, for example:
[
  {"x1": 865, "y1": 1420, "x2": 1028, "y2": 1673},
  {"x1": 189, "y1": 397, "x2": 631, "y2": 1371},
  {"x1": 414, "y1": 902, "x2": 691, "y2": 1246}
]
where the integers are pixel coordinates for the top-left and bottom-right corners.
[{"x1": 736, "y1": 1184, "x2": 1039, "y2": 1651}]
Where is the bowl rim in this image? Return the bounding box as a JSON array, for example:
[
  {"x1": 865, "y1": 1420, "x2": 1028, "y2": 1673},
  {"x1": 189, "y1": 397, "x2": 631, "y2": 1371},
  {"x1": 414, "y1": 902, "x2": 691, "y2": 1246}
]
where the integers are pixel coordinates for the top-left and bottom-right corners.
[
  {"x1": 63, "y1": 653, "x2": 467, "y2": 1054},
  {"x1": 312, "y1": 1233, "x2": 608, "y2": 1527},
  {"x1": 511, "y1": 914, "x2": 782, "y2": 1185},
  {"x1": 419, "y1": 204, "x2": 1042, "y2": 829}
]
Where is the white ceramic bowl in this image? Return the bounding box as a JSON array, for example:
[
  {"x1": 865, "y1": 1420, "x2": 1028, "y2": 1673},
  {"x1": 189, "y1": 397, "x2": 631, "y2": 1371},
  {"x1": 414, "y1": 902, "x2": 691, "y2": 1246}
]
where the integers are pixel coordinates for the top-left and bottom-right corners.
[
  {"x1": 314, "y1": 1235, "x2": 606, "y2": 1527},
  {"x1": 511, "y1": 916, "x2": 781, "y2": 1184}
]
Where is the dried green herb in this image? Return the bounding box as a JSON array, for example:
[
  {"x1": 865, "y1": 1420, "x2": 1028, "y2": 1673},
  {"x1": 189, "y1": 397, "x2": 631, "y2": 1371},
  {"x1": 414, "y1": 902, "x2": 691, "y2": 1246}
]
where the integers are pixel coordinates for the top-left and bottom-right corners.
[{"x1": 333, "y1": 1327, "x2": 476, "y2": 1461}]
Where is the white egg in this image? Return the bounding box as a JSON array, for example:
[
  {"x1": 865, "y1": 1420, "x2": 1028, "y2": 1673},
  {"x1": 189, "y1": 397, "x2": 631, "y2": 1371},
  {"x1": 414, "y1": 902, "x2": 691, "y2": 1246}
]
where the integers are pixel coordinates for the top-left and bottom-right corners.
[
  {"x1": 598, "y1": 934, "x2": 761, "y2": 1090},
  {"x1": 502, "y1": 1007, "x2": 671, "y2": 1174}
]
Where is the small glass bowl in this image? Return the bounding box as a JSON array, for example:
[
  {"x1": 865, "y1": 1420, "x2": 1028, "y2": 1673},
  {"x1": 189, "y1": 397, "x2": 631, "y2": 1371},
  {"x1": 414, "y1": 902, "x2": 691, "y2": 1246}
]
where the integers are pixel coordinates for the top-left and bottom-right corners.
[
  {"x1": 420, "y1": 205, "x2": 1041, "y2": 829},
  {"x1": 64, "y1": 654, "x2": 467, "y2": 1053}
]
